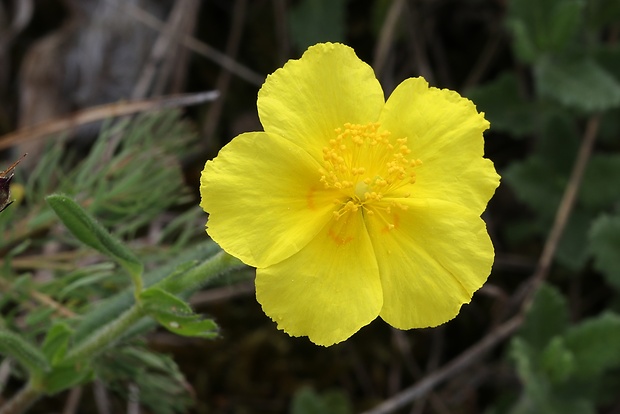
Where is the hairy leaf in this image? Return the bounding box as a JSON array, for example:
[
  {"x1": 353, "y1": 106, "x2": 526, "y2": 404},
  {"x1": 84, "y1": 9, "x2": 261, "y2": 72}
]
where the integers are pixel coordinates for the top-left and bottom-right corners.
[
  {"x1": 535, "y1": 57, "x2": 620, "y2": 112},
  {"x1": 564, "y1": 312, "x2": 620, "y2": 378},
  {"x1": 589, "y1": 214, "x2": 620, "y2": 289},
  {"x1": 519, "y1": 284, "x2": 569, "y2": 350}
]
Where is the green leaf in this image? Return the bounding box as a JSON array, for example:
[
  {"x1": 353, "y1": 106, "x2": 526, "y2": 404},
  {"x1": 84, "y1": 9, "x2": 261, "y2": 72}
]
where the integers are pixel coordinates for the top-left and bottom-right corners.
[
  {"x1": 151, "y1": 261, "x2": 198, "y2": 294},
  {"x1": 580, "y1": 155, "x2": 620, "y2": 211},
  {"x1": 140, "y1": 288, "x2": 218, "y2": 339},
  {"x1": 555, "y1": 210, "x2": 592, "y2": 271},
  {"x1": 94, "y1": 346, "x2": 193, "y2": 414},
  {"x1": 506, "y1": 19, "x2": 538, "y2": 64},
  {"x1": 589, "y1": 214, "x2": 620, "y2": 289},
  {"x1": 73, "y1": 241, "x2": 221, "y2": 344},
  {"x1": 289, "y1": 0, "x2": 345, "y2": 51},
  {"x1": 0, "y1": 329, "x2": 50, "y2": 378},
  {"x1": 504, "y1": 138, "x2": 620, "y2": 272},
  {"x1": 46, "y1": 194, "x2": 143, "y2": 280},
  {"x1": 504, "y1": 156, "x2": 564, "y2": 218},
  {"x1": 41, "y1": 322, "x2": 73, "y2": 366},
  {"x1": 540, "y1": 337, "x2": 574, "y2": 384},
  {"x1": 140, "y1": 287, "x2": 194, "y2": 316},
  {"x1": 510, "y1": 338, "x2": 550, "y2": 403},
  {"x1": 509, "y1": 394, "x2": 595, "y2": 414},
  {"x1": 509, "y1": 338, "x2": 594, "y2": 414},
  {"x1": 546, "y1": 1, "x2": 585, "y2": 52},
  {"x1": 506, "y1": 0, "x2": 585, "y2": 62},
  {"x1": 466, "y1": 73, "x2": 538, "y2": 137},
  {"x1": 535, "y1": 57, "x2": 620, "y2": 112},
  {"x1": 290, "y1": 387, "x2": 352, "y2": 414},
  {"x1": 43, "y1": 364, "x2": 94, "y2": 394},
  {"x1": 564, "y1": 312, "x2": 620, "y2": 378},
  {"x1": 519, "y1": 284, "x2": 569, "y2": 350}
]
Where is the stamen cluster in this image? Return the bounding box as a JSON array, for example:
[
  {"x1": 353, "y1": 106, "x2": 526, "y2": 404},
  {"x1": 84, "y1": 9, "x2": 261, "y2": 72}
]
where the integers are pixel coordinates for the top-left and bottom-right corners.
[{"x1": 319, "y1": 122, "x2": 421, "y2": 221}]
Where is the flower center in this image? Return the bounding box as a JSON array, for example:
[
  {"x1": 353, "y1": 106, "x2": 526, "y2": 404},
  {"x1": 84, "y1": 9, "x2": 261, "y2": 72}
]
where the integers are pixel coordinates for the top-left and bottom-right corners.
[{"x1": 319, "y1": 122, "x2": 422, "y2": 224}]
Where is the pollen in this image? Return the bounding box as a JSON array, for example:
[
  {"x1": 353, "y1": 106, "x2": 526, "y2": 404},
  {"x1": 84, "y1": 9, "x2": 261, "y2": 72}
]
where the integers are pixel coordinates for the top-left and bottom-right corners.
[{"x1": 319, "y1": 122, "x2": 420, "y2": 225}]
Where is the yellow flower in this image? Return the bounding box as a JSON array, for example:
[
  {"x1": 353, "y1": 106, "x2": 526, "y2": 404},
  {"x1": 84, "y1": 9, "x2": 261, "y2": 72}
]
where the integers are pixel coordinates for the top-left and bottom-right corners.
[{"x1": 200, "y1": 42, "x2": 500, "y2": 346}]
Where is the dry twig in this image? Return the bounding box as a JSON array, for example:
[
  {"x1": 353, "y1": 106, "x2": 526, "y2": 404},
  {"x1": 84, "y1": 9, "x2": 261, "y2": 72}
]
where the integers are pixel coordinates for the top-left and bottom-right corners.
[
  {"x1": 203, "y1": 0, "x2": 249, "y2": 142},
  {"x1": 0, "y1": 91, "x2": 218, "y2": 151},
  {"x1": 124, "y1": 3, "x2": 264, "y2": 86},
  {"x1": 373, "y1": 0, "x2": 406, "y2": 81}
]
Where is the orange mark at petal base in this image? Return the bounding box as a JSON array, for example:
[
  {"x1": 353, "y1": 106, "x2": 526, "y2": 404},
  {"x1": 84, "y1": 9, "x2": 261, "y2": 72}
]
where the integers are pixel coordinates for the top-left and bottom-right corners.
[
  {"x1": 306, "y1": 186, "x2": 318, "y2": 210},
  {"x1": 327, "y1": 214, "x2": 356, "y2": 246},
  {"x1": 328, "y1": 227, "x2": 354, "y2": 245}
]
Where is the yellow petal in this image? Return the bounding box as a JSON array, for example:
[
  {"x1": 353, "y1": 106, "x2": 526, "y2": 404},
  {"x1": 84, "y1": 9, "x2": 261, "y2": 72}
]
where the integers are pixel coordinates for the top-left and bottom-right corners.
[
  {"x1": 258, "y1": 43, "x2": 385, "y2": 162},
  {"x1": 200, "y1": 132, "x2": 336, "y2": 268},
  {"x1": 364, "y1": 198, "x2": 494, "y2": 329},
  {"x1": 379, "y1": 77, "x2": 499, "y2": 214},
  {"x1": 256, "y1": 212, "x2": 383, "y2": 346}
]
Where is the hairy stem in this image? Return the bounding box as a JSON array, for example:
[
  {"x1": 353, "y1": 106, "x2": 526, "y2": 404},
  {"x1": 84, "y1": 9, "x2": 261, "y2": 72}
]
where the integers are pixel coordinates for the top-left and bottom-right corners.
[
  {"x1": 64, "y1": 304, "x2": 144, "y2": 364},
  {"x1": 0, "y1": 381, "x2": 42, "y2": 414}
]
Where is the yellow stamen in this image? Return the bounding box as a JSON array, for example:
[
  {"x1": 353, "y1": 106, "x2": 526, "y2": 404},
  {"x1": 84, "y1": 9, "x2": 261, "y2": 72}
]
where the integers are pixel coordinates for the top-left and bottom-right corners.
[{"x1": 319, "y1": 122, "x2": 420, "y2": 229}]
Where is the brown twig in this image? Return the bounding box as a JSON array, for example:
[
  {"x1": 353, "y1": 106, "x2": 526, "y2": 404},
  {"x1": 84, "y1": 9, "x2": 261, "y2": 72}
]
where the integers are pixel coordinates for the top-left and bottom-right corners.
[
  {"x1": 363, "y1": 315, "x2": 523, "y2": 414},
  {"x1": 271, "y1": 0, "x2": 291, "y2": 65},
  {"x1": 124, "y1": 3, "x2": 264, "y2": 86},
  {"x1": 132, "y1": 0, "x2": 189, "y2": 99},
  {"x1": 61, "y1": 387, "x2": 82, "y2": 414},
  {"x1": 93, "y1": 380, "x2": 111, "y2": 414},
  {"x1": 203, "y1": 0, "x2": 248, "y2": 143},
  {"x1": 462, "y1": 32, "x2": 504, "y2": 91},
  {"x1": 0, "y1": 381, "x2": 39, "y2": 414},
  {"x1": 403, "y1": 1, "x2": 434, "y2": 84},
  {"x1": 0, "y1": 91, "x2": 219, "y2": 151},
  {"x1": 373, "y1": 0, "x2": 406, "y2": 81},
  {"x1": 153, "y1": 0, "x2": 200, "y2": 96},
  {"x1": 520, "y1": 115, "x2": 602, "y2": 307},
  {"x1": 362, "y1": 115, "x2": 602, "y2": 414}
]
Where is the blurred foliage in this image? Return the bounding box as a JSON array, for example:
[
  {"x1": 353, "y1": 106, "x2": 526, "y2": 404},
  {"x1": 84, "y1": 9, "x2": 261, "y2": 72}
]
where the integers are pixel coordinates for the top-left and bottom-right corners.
[
  {"x1": 494, "y1": 285, "x2": 620, "y2": 414},
  {"x1": 1, "y1": 0, "x2": 620, "y2": 413},
  {"x1": 0, "y1": 111, "x2": 246, "y2": 413},
  {"x1": 289, "y1": 0, "x2": 346, "y2": 51},
  {"x1": 467, "y1": 0, "x2": 620, "y2": 412},
  {"x1": 290, "y1": 387, "x2": 352, "y2": 414}
]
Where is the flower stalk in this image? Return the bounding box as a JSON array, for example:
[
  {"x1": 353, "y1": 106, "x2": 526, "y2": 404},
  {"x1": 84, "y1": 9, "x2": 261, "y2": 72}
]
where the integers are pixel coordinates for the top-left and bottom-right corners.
[
  {"x1": 0, "y1": 249, "x2": 245, "y2": 414},
  {"x1": 0, "y1": 380, "x2": 42, "y2": 414}
]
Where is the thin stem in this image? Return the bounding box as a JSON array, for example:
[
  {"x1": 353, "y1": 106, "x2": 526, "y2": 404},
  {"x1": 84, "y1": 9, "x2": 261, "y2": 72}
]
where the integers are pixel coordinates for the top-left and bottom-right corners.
[
  {"x1": 66, "y1": 250, "x2": 244, "y2": 363},
  {"x1": 361, "y1": 315, "x2": 523, "y2": 414},
  {"x1": 64, "y1": 305, "x2": 144, "y2": 364},
  {"x1": 521, "y1": 115, "x2": 601, "y2": 307},
  {"x1": 0, "y1": 380, "x2": 42, "y2": 414},
  {"x1": 159, "y1": 250, "x2": 246, "y2": 295},
  {"x1": 0, "y1": 250, "x2": 245, "y2": 414},
  {"x1": 373, "y1": 0, "x2": 406, "y2": 80}
]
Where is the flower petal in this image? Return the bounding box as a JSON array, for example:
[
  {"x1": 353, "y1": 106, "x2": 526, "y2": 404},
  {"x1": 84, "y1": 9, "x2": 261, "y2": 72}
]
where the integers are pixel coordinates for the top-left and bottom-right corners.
[
  {"x1": 256, "y1": 212, "x2": 383, "y2": 346},
  {"x1": 379, "y1": 77, "x2": 499, "y2": 214},
  {"x1": 200, "y1": 132, "x2": 336, "y2": 268},
  {"x1": 364, "y1": 198, "x2": 494, "y2": 329},
  {"x1": 258, "y1": 42, "x2": 385, "y2": 162}
]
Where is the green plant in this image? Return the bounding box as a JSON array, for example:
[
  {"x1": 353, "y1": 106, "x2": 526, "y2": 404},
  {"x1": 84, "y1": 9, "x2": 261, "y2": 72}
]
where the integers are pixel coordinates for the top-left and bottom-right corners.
[{"x1": 0, "y1": 112, "x2": 246, "y2": 413}]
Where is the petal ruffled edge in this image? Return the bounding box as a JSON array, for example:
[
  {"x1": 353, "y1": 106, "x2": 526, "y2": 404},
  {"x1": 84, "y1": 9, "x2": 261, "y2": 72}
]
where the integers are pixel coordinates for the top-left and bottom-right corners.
[
  {"x1": 256, "y1": 210, "x2": 383, "y2": 346},
  {"x1": 258, "y1": 42, "x2": 385, "y2": 163},
  {"x1": 363, "y1": 197, "x2": 494, "y2": 329},
  {"x1": 379, "y1": 77, "x2": 499, "y2": 214},
  {"x1": 200, "y1": 132, "x2": 336, "y2": 268}
]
